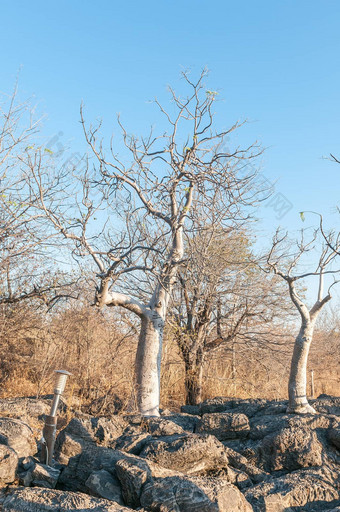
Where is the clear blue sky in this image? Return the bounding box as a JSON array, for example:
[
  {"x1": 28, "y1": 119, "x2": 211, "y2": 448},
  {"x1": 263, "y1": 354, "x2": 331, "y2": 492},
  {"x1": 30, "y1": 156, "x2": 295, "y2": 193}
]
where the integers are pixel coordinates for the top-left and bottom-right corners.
[{"x1": 1, "y1": 0, "x2": 340, "y2": 240}]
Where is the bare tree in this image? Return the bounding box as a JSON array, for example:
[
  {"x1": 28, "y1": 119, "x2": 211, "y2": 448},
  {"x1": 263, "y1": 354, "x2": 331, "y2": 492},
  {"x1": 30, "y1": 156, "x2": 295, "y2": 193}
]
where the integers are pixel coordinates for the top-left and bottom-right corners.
[
  {"x1": 171, "y1": 224, "x2": 290, "y2": 405},
  {"x1": 266, "y1": 228, "x2": 340, "y2": 413},
  {"x1": 25, "y1": 70, "x2": 262, "y2": 415},
  {"x1": 0, "y1": 88, "x2": 76, "y2": 307}
]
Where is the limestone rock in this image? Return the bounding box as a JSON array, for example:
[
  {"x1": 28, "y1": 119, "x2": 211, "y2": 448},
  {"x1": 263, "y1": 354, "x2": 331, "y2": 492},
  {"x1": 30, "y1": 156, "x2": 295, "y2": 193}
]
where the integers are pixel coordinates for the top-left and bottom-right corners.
[
  {"x1": 329, "y1": 426, "x2": 340, "y2": 450},
  {"x1": 249, "y1": 415, "x2": 291, "y2": 441},
  {"x1": 140, "y1": 476, "x2": 219, "y2": 511},
  {"x1": 2, "y1": 487, "x2": 133, "y2": 511},
  {"x1": 197, "y1": 413, "x2": 250, "y2": 440},
  {"x1": 259, "y1": 425, "x2": 323, "y2": 472},
  {"x1": 115, "y1": 426, "x2": 152, "y2": 455},
  {"x1": 116, "y1": 457, "x2": 151, "y2": 508},
  {"x1": 180, "y1": 405, "x2": 201, "y2": 416},
  {"x1": 244, "y1": 467, "x2": 339, "y2": 512},
  {"x1": 58, "y1": 445, "x2": 126, "y2": 491},
  {"x1": 0, "y1": 398, "x2": 50, "y2": 424},
  {"x1": 223, "y1": 445, "x2": 268, "y2": 484},
  {"x1": 161, "y1": 413, "x2": 200, "y2": 433},
  {"x1": 19, "y1": 460, "x2": 60, "y2": 489},
  {"x1": 0, "y1": 418, "x2": 36, "y2": 459},
  {"x1": 0, "y1": 445, "x2": 18, "y2": 485},
  {"x1": 144, "y1": 417, "x2": 185, "y2": 437},
  {"x1": 55, "y1": 415, "x2": 127, "y2": 464},
  {"x1": 200, "y1": 397, "x2": 235, "y2": 415},
  {"x1": 85, "y1": 469, "x2": 124, "y2": 504},
  {"x1": 140, "y1": 434, "x2": 229, "y2": 475},
  {"x1": 200, "y1": 398, "x2": 269, "y2": 418},
  {"x1": 139, "y1": 474, "x2": 254, "y2": 512},
  {"x1": 313, "y1": 395, "x2": 340, "y2": 416},
  {"x1": 189, "y1": 477, "x2": 253, "y2": 511}
]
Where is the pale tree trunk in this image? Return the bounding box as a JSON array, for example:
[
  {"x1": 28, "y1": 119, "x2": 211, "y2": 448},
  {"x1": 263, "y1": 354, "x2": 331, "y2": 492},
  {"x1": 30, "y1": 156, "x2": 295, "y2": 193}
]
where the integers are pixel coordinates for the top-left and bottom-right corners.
[
  {"x1": 285, "y1": 273, "x2": 331, "y2": 414},
  {"x1": 136, "y1": 310, "x2": 165, "y2": 416},
  {"x1": 96, "y1": 285, "x2": 168, "y2": 417},
  {"x1": 96, "y1": 214, "x2": 187, "y2": 417},
  {"x1": 287, "y1": 320, "x2": 316, "y2": 414},
  {"x1": 134, "y1": 225, "x2": 185, "y2": 416}
]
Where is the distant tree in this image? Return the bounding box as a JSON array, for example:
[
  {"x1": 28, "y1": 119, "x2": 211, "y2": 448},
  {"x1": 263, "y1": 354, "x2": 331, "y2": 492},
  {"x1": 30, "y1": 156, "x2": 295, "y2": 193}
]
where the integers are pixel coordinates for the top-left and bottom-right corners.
[
  {"x1": 25, "y1": 70, "x2": 263, "y2": 415},
  {"x1": 266, "y1": 228, "x2": 340, "y2": 413}
]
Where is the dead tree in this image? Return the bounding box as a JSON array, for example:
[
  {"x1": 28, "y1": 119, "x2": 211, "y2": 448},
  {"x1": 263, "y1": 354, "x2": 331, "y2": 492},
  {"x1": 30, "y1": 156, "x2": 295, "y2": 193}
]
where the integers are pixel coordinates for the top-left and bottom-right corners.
[
  {"x1": 25, "y1": 70, "x2": 262, "y2": 415},
  {"x1": 266, "y1": 228, "x2": 340, "y2": 414}
]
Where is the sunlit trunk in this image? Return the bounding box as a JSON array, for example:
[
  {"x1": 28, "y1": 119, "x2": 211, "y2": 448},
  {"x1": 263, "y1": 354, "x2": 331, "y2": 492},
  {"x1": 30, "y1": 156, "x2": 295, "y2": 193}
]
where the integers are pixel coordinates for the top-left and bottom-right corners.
[
  {"x1": 287, "y1": 320, "x2": 316, "y2": 414},
  {"x1": 136, "y1": 311, "x2": 164, "y2": 416}
]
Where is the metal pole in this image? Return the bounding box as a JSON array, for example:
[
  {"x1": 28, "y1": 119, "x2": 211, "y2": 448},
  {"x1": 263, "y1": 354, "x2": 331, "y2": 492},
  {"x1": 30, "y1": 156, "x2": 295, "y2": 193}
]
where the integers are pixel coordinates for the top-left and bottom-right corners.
[{"x1": 41, "y1": 370, "x2": 72, "y2": 466}]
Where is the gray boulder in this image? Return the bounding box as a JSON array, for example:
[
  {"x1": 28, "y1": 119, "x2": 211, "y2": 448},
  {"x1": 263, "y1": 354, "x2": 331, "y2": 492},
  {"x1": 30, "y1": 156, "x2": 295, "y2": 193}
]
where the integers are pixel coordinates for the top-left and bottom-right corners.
[
  {"x1": 0, "y1": 445, "x2": 18, "y2": 484},
  {"x1": 55, "y1": 415, "x2": 128, "y2": 464},
  {"x1": 115, "y1": 426, "x2": 152, "y2": 455},
  {"x1": 161, "y1": 413, "x2": 200, "y2": 432},
  {"x1": 140, "y1": 475, "x2": 254, "y2": 511},
  {"x1": 329, "y1": 426, "x2": 340, "y2": 450},
  {"x1": 180, "y1": 405, "x2": 201, "y2": 416},
  {"x1": 244, "y1": 467, "x2": 339, "y2": 512},
  {"x1": 116, "y1": 457, "x2": 151, "y2": 508},
  {"x1": 140, "y1": 476, "x2": 219, "y2": 511},
  {"x1": 313, "y1": 395, "x2": 340, "y2": 416},
  {"x1": 223, "y1": 445, "x2": 269, "y2": 484},
  {"x1": 58, "y1": 445, "x2": 126, "y2": 491},
  {"x1": 111, "y1": 452, "x2": 181, "y2": 507},
  {"x1": 200, "y1": 398, "x2": 269, "y2": 417},
  {"x1": 249, "y1": 415, "x2": 291, "y2": 441},
  {"x1": 19, "y1": 460, "x2": 60, "y2": 488},
  {"x1": 115, "y1": 455, "x2": 252, "y2": 511},
  {"x1": 2, "y1": 487, "x2": 133, "y2": 511},
  {"x1": 197, "y1": 413, "x2": 250, "y2": 440},
  {"x1": 0, "y1": 418, "x2": 36, "y2": 459},
  {"x1": 0, "y1": 398, "x2": 50, "y2": 424},
  {"x1": 144, "y1": 417, "x2": 185, "y2": 437},
  {"x1": 140, "y1": 434, "x2": 229, "y2": 475},
  {"x1": 200, "y1": 397, "x2": 235, "y2": 414},
  {"x1": 85, "y1": 469, "x2": 124, "y2": 504},
  {"x1": 188, "y1": 477, "x2": 254, "y2": 511},
  {"x1": 259, "y1": 425, "x2": 323, "y2": 472}
]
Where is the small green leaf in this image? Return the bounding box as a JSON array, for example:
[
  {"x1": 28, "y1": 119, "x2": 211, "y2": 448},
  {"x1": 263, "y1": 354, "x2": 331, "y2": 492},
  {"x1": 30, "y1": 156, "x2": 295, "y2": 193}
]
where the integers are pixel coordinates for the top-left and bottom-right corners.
[
  {"x1": 299, "y1": 211, "x2": 305, "y2": 222},
  {"x1": 44, "y1": 148, "x2": 53, "y2": 154}
]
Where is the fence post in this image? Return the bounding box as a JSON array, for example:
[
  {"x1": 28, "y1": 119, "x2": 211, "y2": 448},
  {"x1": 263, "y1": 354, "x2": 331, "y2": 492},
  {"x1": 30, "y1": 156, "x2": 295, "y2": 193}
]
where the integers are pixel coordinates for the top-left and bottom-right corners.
[{"x1": 310, "y1": 369, "x2": 315, "y2": 399}]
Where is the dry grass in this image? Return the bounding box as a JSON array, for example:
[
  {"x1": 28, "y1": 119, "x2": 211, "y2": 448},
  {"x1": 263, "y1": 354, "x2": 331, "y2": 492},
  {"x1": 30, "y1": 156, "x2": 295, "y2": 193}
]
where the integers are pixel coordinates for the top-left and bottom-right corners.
[{"x1": 0, "y1": 302, "x2": 339, "y2": 411}]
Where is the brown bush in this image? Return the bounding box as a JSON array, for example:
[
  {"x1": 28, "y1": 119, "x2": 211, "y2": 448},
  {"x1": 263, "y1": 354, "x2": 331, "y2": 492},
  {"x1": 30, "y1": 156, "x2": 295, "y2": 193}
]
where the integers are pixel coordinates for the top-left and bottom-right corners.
[{"x1": 0, "y1": 301, "x2": 338, "y2": 410}]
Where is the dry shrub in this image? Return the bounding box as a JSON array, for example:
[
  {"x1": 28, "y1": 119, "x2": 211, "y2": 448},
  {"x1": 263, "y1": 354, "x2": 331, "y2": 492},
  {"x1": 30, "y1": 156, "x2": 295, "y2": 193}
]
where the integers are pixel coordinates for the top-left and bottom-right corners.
[{"x1": 0, "y1": 301, "x2": 339, "y2": 410}]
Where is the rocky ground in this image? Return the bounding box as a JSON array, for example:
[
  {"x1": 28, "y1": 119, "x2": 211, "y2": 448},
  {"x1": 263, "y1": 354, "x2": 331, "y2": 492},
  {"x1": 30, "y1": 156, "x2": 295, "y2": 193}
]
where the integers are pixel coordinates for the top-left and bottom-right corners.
[{"x1": 0, "y1": 395, "x2": 339, "y2": 511}]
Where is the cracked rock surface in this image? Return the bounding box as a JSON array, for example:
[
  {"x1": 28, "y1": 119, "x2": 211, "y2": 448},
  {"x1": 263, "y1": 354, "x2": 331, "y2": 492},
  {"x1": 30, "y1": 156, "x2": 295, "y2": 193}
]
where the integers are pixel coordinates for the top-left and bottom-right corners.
[{"x1": 0, "y1": 395, "x2": 339, "y2": 511}]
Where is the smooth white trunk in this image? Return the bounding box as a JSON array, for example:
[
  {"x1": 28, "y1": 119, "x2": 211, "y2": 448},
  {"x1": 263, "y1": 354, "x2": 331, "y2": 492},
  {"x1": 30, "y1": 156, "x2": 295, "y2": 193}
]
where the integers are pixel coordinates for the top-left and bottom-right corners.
[
  {"x1": 135, "y1": 311, "x2": 164, "y2": 416},
  {"x1": 287, "y1": 321, "x2": 316, "y2": 414}
]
